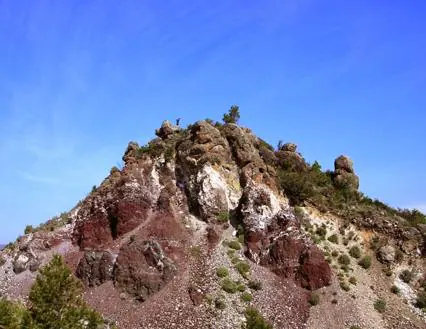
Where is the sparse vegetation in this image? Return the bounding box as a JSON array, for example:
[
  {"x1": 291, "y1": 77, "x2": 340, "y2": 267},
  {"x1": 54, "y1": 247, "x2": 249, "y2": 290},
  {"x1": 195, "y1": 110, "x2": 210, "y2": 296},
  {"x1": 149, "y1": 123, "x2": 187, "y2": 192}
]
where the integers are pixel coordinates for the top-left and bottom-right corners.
[
  {"x1": 308, "y1": 293, "x2": 320, "y2": 306},
  {"x1": 358, "y1": 256, "x2": 372, "y2": 269},
  {"x1": 216, "y1": 266, "x2": 229, "y2": 278},
  {"x1": 399, "y1": 270, "x2": 414, "y2": 284},
  {"x1": 215, "y1": 297, "x2": 227, "y2": 310},
  {"x1": 415, "y1": 291, "x2": 426, "y2": 309},
  {"x1": 327, "y1": 234, "x2": 339, "y2": 244},
  {"x1": 349, "y1": 246, "x2": 361, "y2": 259},
  {"x1": 242, "y1": 307, "x2": 273, "y2": 329},
  {"x1": 235, "y1": 261, "x2": 250, "y2": 278},
  {"x1": 332, "y1": 250, "x2": 339, "y2": 257},
  {"x1": 220, "y1": 278, "x2": 239, "y2": 294},
  {"x1": 228, "y1": 240, "x2": 242, "y2": 250},
  {"x1": 241, "y1": 292, "x2": 253, "y2": 302},
  {"x1": 390, "y1": 285, "x2": 400, "y2": 294},
  {"x1": 217, "y1": 211, "x2": 230, "y2": 223},
  {"x1": 340, "y1": 282, "x2": 351, "y2": 292},
  {"x1": 24, "y1": 225, "x2": 34, "y2": 234},
  {"x1": 190, "y1": 245, "x2": 202, "y2": 258},
  {"x1": 222, "y1": 105, "x2": 240, "y2": 124},
  {"x1": 248, "y1": 280, "x2": 263, "y2": 291},
  {"x1": 338, "y1": 254, "x2": 351, "y2": 266},
  {"x1": 374, "y1": 299, "x2": 386, "y2": 313},
  {"x1": 349, "y1": 276, "x2": 357, "y2": 285}
]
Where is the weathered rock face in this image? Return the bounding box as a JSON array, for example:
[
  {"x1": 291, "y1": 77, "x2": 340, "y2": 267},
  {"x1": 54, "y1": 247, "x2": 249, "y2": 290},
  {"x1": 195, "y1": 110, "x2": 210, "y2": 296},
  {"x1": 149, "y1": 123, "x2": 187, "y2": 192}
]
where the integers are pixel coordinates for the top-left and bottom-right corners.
[
  {"x1": 276, "y1": 143, "x2": 308, "y2": 172},
  {"x1": 76, "y1": 251, "x2": 115, "y2": 287},
  {"x1": 156, "y1": 120, "x2": 180, "y2": 139},
  {"x1": 333, "y1": 155, "x2": 359, "y2": 190},
  {"x1": 377, "y1": 245, "x2": 396, "y2": 264},
  {"x1": 73, "y1": 158, "x2": 161, "y2": 249},
  {"x1": 114, "y1": 240, "x2": 177, "y2": 301},
  {"x1": 245, "y1": 208, "x2": 331, "y2": 290}
]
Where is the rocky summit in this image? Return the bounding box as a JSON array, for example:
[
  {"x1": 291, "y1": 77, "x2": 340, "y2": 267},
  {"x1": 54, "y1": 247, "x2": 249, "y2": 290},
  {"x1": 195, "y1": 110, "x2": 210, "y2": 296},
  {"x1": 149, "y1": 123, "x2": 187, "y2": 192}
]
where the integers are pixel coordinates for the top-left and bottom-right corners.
[{"x1": 0, "y1": 116, "x2": 425, "y2": 329}]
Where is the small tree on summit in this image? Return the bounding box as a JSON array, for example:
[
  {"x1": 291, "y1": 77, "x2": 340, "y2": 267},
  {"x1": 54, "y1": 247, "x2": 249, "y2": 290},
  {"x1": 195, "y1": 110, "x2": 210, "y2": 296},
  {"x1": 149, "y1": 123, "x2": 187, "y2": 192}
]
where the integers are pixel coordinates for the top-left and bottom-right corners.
[{"x1": 222, "y1": 105, "x2": 240, "y2": 124}]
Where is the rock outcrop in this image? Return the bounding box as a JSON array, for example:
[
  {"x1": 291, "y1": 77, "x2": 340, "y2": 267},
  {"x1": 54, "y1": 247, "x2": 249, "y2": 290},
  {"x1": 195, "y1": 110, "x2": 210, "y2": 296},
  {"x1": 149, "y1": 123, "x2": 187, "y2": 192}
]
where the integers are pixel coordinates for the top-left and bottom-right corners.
[
  {"x1": 333, "y1": 155, "x2": 359, "y2": 190},
  {"x1": 114, "y1": 240, "x2": 177, "y2": 301}
]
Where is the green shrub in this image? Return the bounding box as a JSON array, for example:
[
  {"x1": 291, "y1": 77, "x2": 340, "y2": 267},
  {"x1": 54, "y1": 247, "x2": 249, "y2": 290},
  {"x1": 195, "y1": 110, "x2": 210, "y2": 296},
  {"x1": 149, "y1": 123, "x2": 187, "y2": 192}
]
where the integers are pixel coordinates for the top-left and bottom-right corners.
[
  {"x1": 394, "y1": 249, "x2": 404, "y2": 263},
  {"x1": 215, "y1": 297, "x2": 226, "y2": 310},
  {"x1": 0, "y1": 255, "x2": 5, "y2": 266},
  {"x1": 390, "y1": 285, "x2": 400, "y2": 294},
  {"x1": 374, "y1": 299, "x2": 386, "y2": 313},
  {"x1": 220, "y1": 278, "x2": 239, "y2": 294},
  {"x1": 235, "y1": 261, "x2": 250, "y2": 278},
  {"x1": 315, "y1": 225, "x2": 327, "y2": 239},
  {"x1": 242, "y1": 307, "x2": 273, "y2": 329},
  {"x1": 308, "y1": 293, "x2": 320, "y2": 306},
  {"x1": 416, "y1": 291, "x2": 426, "y2": 309},
  {"x1": 331, "y1": 250, "x2": 339, "y2": 257},
  {"x1": 399, "y1": 270, "x2": 414, "y2": 284},
  {"x1": 327, "y1": 234, "x2": 339, "y2": 244},
  {"x1": 340, "y1": 282, "x2": 350, "y2": 292},
  {"x1": 248, "y1": 280, "x2": 263, "y2": 291},
  {"x1": 216, "y1": 266, "x2": 229, "y2": 278},
  {"x1": 237, "y1": 283, "x2": 247, "y2": 292},
  {"x1": 190, "y1": 245, "x2": 202, "y2": 258},
  {"x1": 350, "y1": 326, "x2": 361, "y2": 329},
  {"x1": 279, "y1": 171, "x2": 315, "y2": 205},
  {"x1": 28, "y1": 255, "x2": 103, "y2": 328},
  {"x1": 217, "y1": 211, "x2": 230, "y2": 223},
  {"x1": 349, "y1": 276, "x2": 357, "y2": 285},
  {"x1": 227, "y1": 249, "x2": 235, "y2": 257},
  {"x1": 222, "y1": 105, "x2": 240, "y2": 124},
  {"x1": 24, "y1": 225, "x2": 34, "y2": 234},
  {"x1": 358, "y1": 256, "x2": 372, "y2": 269},
  {"x1": 241, "y1": 292, "x2": 253, "y2": 302},
  {"x1": 338, "y1": 254, "x2": 351, "y2": 265},
  {"x1": 349, "y1": 246, "x2": 361, "y2": 259},
  {"x1": 0, "y1": 298, "x2": 28, "y2": 329},
  {"x1": 228, "y1": 240, "x2": 242, "y2": 250}
]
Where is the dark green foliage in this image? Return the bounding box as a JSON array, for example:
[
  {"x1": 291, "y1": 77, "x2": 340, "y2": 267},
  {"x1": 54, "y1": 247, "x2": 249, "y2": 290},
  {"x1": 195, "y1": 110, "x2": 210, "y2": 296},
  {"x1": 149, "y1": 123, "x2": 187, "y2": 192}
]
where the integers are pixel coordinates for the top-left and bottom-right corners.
[
  {"x1": 242, "y1": 307, "x2": 273, "y2": 329},
  {"x1": 416, "y1": 291, "x2": 426, "y2": 309},
  {"x1": 222, "y1": 105, "x2": 240, "y2": 124},
  {"x1": 24, "y1": 225, "x2": 34, "y2": 234},
  {"x1": 235, "y1": 261, "x2": 250, "y2": 278},
  {"x1": 308, "y1": 293, "x2": 320, "y2": 306},
  {"x1": 340, "y1": 282, "x2": 350, "y2": 291},
  {"x1": 241, "y1": 292, "x2": 253, "y2": 302},
  {"x1": 338, "y1": 254, "x2": 351, "y2": 265},
  {"x1": 221, "y1": 278, "x2": 239, "y2": 294},
  {"x1": 0, "y1": 298, "x2": 28, "y2": 329},
  {"x1": 327, "y1": 234, "x2": 339, "y2": 244},
  {"x1": 1, "y1": 255, "x2": 105, "y2": 329},
  {"x1": 0, "y1": 255, "x2": 5, "y2": 266},
  {"x1": 349, "y1": 276, "x2": 357, "y2": 285},
  {"x1": 331, "y1": 250, "x2": 339, "y2": 257},
  {"x1": 278, "y1": 171, "x2": 315, "y2": 205},
  {"x1": 228, "y1": 240, "x2": 242, "y2": 250},
  {"x1": 216, "y1": 266, "x2": 229, "y2": 278},
  {"x1": 349, "y1": 246, "x2": 361, "y2": 259},
  {"x1": 399, "y1": 270, "x2": 414, "y2": 284},
  {"x1": 390, "y1": 285, "x2": 400, "y2": 294},
  {"x1": 215, "y1": 297, "x2": 226, "y2": 310},
  {"x1": 248, "y1": 280, "x2": 263, "y2": 291},
  {"x1": 217, "y1": 211, "x2": 230, "y2": 223},
  {"x1": 358, "y1": 256, "x2": 372, "y2": 269},
  {"x1": 315, "y1": 225, "x2": 327, "y2": 239},
  {"x1": 28, "y1": 255, "x2": 103, "y2": 329},
  {"x1": 374, "y1": 299, "x2": 386, "y2": 313}
]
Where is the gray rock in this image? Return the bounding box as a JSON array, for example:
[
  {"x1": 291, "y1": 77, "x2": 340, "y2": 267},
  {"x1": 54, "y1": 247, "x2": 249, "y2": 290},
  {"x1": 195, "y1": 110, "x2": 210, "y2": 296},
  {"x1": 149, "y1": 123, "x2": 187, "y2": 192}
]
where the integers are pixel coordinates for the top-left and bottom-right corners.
[{"x1": 377, "y1": 245, "x2": 396, "y2": 263}]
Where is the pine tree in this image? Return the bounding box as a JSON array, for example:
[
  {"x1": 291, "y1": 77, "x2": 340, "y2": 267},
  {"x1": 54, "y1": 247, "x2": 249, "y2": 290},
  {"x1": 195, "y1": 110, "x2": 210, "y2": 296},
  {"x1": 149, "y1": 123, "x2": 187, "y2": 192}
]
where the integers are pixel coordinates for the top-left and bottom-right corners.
[
  {"x1": 223, "y1": 105, "x2": 240, "y2": 124},
  {"x1": 28, "y1": 255, "x2": 103, "y2": 329}
]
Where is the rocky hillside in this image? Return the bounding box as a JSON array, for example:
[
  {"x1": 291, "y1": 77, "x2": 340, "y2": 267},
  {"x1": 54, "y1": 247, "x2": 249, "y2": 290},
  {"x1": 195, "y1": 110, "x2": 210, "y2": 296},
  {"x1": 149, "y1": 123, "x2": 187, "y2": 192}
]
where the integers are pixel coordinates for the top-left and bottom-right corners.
[{"x1": 0, "y1": 114, "x2": 425, "y2": 329}]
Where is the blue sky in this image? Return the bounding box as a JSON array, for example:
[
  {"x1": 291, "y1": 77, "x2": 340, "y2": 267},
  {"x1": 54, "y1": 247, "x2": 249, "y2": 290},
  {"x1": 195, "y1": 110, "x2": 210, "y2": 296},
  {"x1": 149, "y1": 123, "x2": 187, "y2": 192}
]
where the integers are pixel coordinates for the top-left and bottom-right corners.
[{"x1": 1, "y1": 1, "x2": 425, "y2": 243}]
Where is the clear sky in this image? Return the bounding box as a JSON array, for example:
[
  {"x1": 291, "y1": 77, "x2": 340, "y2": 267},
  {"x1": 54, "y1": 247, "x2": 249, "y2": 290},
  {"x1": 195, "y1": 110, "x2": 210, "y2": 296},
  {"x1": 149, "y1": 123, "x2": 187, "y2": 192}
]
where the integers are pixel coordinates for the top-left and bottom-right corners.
[{"x1": 1, "y1": 1, "x2": 425, "y2": 243}]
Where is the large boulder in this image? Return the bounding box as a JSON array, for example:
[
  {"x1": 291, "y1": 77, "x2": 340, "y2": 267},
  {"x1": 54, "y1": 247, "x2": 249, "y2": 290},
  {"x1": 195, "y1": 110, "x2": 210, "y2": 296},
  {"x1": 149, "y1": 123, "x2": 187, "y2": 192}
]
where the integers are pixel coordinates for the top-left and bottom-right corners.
[
  {"x1": 276, "y1": 143, "x2": 308, "y2": 172},
  {"x1": 114, "y1": 239, "x2": 177, "y2": 301},
  {"x1": 334, "y1": 155, "x2": 354, "y2": 173},
  {"x1": 333, "y1": 155, "x2": 359, "y2": 190},
  {"x1": 76, "y1": 251, "x2": 115, "y2": 287},
  {"x1": 377, "y1": 245, "x2": 396, "y2": 263},
  {"x1": 155, "y1": 120, "x2": 180, "y2": 139}
]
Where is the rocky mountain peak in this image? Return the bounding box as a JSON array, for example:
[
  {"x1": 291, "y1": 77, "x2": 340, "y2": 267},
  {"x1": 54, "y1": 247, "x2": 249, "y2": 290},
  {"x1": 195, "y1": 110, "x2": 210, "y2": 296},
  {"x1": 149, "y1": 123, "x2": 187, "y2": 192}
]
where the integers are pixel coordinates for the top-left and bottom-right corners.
[{"x1": 1, "y1": 114, "x2": 425, "y2": 329}]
